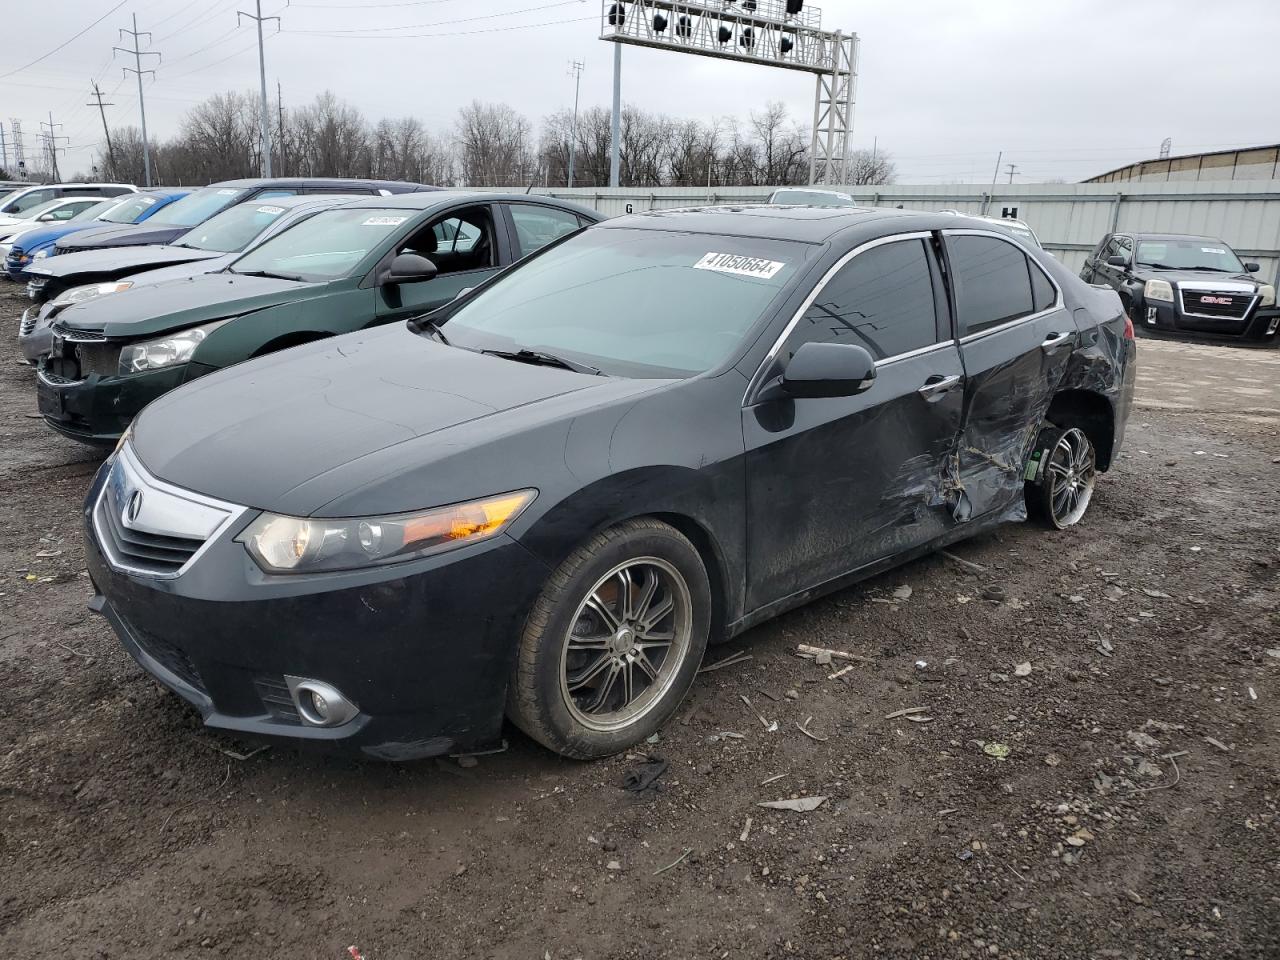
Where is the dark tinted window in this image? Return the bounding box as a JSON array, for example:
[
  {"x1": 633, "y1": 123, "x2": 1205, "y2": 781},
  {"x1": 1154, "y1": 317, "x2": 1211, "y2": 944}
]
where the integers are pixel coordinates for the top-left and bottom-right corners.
[
  {"x1": 1030, "y1": 262, "x2": 1056, "y2": 312},
  {"x1": 948, "y1": 235, "x2": 1035, "y2": 335},
  {"x1": 785, "y1": 238, "x2": 938, "y2": 360}
]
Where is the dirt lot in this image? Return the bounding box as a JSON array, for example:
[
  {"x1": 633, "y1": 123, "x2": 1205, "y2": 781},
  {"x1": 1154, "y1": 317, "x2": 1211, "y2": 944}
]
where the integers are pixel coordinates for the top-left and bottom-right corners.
[{"x1": 0, "y1": 284, "x2": 1277, "y2": 960}]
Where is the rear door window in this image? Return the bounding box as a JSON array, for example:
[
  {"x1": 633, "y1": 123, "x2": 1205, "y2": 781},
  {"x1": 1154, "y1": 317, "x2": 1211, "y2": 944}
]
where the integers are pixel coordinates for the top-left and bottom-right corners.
[
  {"x1": 785, "y1": 238, "x2": 940, "y2": 361},
  {"x1": 946, "y1": 234, "x2": 1037, "y2": 336},
  {"x1": 7, "y1": 189, "x2": 56, "y2": 213}
]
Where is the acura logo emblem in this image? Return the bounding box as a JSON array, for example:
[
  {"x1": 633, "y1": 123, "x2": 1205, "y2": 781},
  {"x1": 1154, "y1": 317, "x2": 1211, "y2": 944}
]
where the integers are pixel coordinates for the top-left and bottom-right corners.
[{"x1": 125, "y1": 490, "x2": 144, "y2": 524}]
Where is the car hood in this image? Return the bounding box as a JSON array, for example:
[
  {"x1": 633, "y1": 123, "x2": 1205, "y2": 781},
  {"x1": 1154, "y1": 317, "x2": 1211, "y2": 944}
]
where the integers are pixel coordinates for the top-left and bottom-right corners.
[
  {"x1": 31, "y1": 243, "x2": 223, "y2": 280},
  {"x1": 55, "y1": 222, "x2": 187, "y2": 252},
  {"x1": 57, "y1": 271, "x2": 318, "y2": 338},
  {"x1": 1137, "y1": 268, "x2": 1262, "y2": 288},
  {"x1": 131, "y1": 324, "x2": 667, "y2": 517},
  {"x1": 7, "y1": 222, "x2": 86, "y2": 250}
]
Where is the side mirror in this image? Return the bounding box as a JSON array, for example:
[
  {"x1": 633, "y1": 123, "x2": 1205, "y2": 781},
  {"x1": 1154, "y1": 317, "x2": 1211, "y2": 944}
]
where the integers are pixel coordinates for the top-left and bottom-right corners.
[
  {"x1": 386, "y1": 252, "x2": 437, "y2": 284},
  {"x1": 1106, "y1": 255, "x2": 1128, "y2": 268},
  {"x1": 1245, "y1": 262, "x2": 1260, "y2": 273},
  {"x1": 763, "y1": 341, "x2": 877, "y2": 401}
]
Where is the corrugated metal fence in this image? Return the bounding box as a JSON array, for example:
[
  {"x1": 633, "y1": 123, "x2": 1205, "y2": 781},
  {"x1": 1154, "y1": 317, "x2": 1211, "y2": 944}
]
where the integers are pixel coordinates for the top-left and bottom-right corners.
[{"x1": 478, "y1": 181, "x2": 1280, "y2": 283}]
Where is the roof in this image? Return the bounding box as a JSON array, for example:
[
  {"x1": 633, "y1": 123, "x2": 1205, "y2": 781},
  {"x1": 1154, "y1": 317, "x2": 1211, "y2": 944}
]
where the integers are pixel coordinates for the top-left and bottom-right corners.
[
  {"x1": 1124, "y1": 232, "x2": 1226, "y2": 242},
  {"x1": 1085, "y1": 143, "x2": 1280, "y2": 183},
  {"x1": 224, "y1": 193, "x2": 367, "y2": 210},
  {"x1": 202, "y1": 177, "x2": 438, "y2": 192},
  {"x1": 596, "y1": 204, "x2": 989, "y2": 243},
  {"x1": 336, "y1": 190, "x2": 601, "y2": 218}
]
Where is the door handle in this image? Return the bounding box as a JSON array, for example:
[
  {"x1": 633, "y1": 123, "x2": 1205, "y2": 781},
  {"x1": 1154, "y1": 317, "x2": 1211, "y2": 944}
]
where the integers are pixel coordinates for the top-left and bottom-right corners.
[
  {"x1": 917, "y1": 374, "x2": 961, "y2": 399},
  {"x1": 1040, "y1": 331, "x2": 1071, "y2": 352}
]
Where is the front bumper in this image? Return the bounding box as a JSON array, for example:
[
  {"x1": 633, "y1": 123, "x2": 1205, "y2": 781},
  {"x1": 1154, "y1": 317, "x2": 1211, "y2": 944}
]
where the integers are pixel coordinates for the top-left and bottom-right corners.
[
  {"x1": 18, "y1": 305, "x2": 53, "y2": 363},
  {"x1": 1140, "y1": 298, "x2": 1280, "y2": 342},
  {"x1": 5, "y1": 251, "x2": 34, "y2": 281},
  {"x1": 36, "y1": 362, "x2": 192, "y2": 446},
  {"x1": 26, "y1": 274, "x2": 49, "y2": 301},
  {"x1": 83, "y1": 455, "x2": 551, "y2": 759}
]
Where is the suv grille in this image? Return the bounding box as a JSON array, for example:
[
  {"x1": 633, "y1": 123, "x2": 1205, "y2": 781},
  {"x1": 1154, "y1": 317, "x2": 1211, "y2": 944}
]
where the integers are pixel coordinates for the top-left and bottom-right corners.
[{"x1": 1180, "y1": 289, "x2": 1254, "y2": 320}]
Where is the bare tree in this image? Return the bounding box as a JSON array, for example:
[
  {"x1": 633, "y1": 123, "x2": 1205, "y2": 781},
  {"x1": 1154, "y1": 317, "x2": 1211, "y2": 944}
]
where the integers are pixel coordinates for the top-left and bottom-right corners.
[
  {"x1": 844, "y1": 148, "x2": 896, "y2": 186},
  {"x1": 456, "y1": 101, "x2": 533, "y2": 187}
]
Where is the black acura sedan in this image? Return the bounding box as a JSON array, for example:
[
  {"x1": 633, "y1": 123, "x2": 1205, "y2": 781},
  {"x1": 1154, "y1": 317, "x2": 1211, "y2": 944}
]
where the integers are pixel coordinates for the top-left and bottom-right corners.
[{"x1": 85, "y1": 206, "x2": 1136, "y2": 761}]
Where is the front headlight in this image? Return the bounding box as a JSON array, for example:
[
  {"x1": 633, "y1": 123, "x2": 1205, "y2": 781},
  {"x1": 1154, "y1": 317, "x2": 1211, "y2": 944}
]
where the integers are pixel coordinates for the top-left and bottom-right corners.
[
  {"x1": 53, "y1": 280, "x2": 133, "y2": 306},
  {"x1": 1143, "y1": 279, "x2": 1174, "y2": 302},
  {"x1": 1259, "y1": 284, "x2": 1276, "y2": 308},
  {"x1": 118, "y1": 319, "x2": 231, "y2": 374},
  {"x1": 239, "y1": 490, "x2": 537, "y2": 574},
  {"x1": 33, "y1": 249, "x2": 48, "y2": 260}
]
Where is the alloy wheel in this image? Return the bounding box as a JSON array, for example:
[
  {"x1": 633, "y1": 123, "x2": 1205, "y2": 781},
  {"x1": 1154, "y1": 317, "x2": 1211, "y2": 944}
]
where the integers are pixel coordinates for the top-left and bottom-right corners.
[
  {"x1": 558, "y1": 557, "x2": 693, "y2": 732},
  {"x1": 1045, "y1": 427, "x2": 1096, "y2": 528}
]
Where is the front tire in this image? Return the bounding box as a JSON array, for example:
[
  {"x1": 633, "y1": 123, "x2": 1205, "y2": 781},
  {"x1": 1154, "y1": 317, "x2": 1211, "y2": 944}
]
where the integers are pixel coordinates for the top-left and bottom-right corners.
[
  {"x1": 507, "y1": 518, "x2": 711, "y2": 759},
  {"x1": 1026, "y1": 425, "x2": 1097, "y2": 529}
]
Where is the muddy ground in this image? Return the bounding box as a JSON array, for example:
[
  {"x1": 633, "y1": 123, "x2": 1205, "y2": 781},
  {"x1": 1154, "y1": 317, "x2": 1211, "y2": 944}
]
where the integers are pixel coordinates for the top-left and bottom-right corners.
[{"x1": 0, "y1": 284, "x2": 1277, "y2": 959}]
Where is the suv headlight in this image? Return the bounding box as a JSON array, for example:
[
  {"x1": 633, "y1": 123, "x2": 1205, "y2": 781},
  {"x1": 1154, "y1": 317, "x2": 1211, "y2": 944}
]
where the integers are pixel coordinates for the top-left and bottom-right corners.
[
  {"x1": 1260, "y1": 284, "x2": 1276, "y2": 308},
  {"x1": 118, "y1": 319, "x2": 232, "y2": 374},
  {"x1": 1144, "y1": 279, "x2": 1174, "y2": 303},
  {"x1": 53, "y1": 280, "x2": 133, "y2": 306},
  {"x1": 240, "y1": 490, "x2": 537, "y2": 574},
  {"x1": 33, "y1": 249, "x2": 49, "y2": 260}
]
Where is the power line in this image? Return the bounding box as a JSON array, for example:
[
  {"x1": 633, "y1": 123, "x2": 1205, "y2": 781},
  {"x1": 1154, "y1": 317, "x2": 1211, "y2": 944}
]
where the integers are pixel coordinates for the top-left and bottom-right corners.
[
  {"x1": 283, "y1": 0, "x2": 585, "y2": 34},
  {"x1": 289, "y1": 14, "x2": 595, "y2": 40},
  {"x1": 164, "y1": 35, "x2": 263, "y2": 83},
  {"x1": 0, "y1": 1, "x2": 128, "y2": 80},
  {"x1": 88, "y1": 81, "x2": 117, "y2": 180},
  {"x1": 114, "y1": 13, "x2": 162, "y2": 187},
  {"x1": 39, "y1": 112, "x2": 69, "y2": 181}
]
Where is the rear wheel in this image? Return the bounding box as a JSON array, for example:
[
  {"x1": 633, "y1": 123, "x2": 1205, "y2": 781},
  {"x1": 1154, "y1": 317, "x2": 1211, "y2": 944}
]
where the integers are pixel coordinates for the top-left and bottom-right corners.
[
  {"x1": 1026, "y1": 425, "x2": 1097, "y2": 529},
  {"x1": 507, "y1": 518, "x2": 710, "y2": 759}
]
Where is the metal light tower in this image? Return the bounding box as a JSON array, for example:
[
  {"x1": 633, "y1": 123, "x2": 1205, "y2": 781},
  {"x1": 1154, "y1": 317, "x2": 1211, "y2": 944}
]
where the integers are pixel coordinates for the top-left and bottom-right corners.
[
  {"x1": 601, "y1": 1, "x2": 859, "y2": 186},
  {"x1": 239, "y1": 1, "x2": 281, "y2": 177},
  {"x1": 568, "y1": 59, "x2": 585, "y2": 187}
]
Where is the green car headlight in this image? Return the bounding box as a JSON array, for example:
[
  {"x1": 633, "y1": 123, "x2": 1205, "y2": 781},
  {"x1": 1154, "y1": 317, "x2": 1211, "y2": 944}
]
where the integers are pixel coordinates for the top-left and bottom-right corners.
[
  {"x1": 118, "y1": 319, "x2": 232, "y2": 374},
  {"x1": 240, "y1": 490, "x2": 537, "y2": 574}
]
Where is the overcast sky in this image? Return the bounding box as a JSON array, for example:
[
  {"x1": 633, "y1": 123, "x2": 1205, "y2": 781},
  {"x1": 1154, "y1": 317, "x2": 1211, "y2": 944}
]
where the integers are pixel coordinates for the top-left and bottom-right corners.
[{"x1": 3, "y1": 0, "x2": 1277, "y2": 184}]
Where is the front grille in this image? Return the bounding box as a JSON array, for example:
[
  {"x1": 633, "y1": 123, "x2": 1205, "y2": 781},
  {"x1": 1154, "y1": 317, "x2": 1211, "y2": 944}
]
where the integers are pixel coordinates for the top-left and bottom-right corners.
[
  {"x1": 95, "y1": 494, "x2": 203, "y2": 575},
  {"x1": 1180, "y1": 289, "x2": 1254, "y2": 320},
  {"x1": 254, "y1": 678, "x2": 302, "y2": 724},
  {"x1": 46, "y1": 328, "x2": 119, "y2": 380},
  {"x1": 126, "y1": 618, "x2": 206, "y2": 693}
]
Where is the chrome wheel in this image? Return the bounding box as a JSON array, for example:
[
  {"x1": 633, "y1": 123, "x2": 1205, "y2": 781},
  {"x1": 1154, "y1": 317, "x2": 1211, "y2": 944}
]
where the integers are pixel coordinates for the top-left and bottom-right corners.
[
  {"x1": 1045, "y1": 427, "x2": 1096, "y2": 528},
  {"x1": 558, "y1": 557, "x2": 693, "y2": 732}
]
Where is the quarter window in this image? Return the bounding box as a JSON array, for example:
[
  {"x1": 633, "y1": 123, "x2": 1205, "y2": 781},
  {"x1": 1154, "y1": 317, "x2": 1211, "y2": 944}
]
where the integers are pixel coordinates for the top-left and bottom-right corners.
[
  {"x1": 947, "y1": 234, "x2": 1037, "y2": 336},
  {"x1": 509, "y1": 204, "x2": 581, "y2": 258},
  {"x1": 1030, "y1": 263, "x2": 1056, "y2": 312},
  {"x1": 785, "y1": 238, "x2": 939, "y2": 361}
]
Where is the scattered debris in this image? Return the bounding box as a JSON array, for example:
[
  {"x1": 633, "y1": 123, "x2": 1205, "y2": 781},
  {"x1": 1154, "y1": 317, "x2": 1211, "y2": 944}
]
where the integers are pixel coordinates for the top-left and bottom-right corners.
[
  {"x1": 1204, "y1": 736, "x2": 1231, "y2": 753},
  {"x1": 1044, "y1": 753, "x2": 1063, "y2": 767},
  {"x1": 815, "y1": 650, "x2": 833, "y2": 666},
  {"x1": 739, "y1": 695, "x2": 777, "y2": 732},
  {"x1": 606, "y1": 860, "x2": 622, "y2": 871},
  {"x1": 784, "y1": 689, "x2": 800, "y2": 701},
  {"x1": 1014, "y1": 662, "x2": 1032, "y2": 677},
  {"x1": 739, "y1": 816, "x2": 753, "y2": 842},
  {"x1": 1136, "y1": 759, "x2": 1163, "y2": 778},
  {"x1": 192, "y1": 740, "x2": 269, "y2": 762},
  {"x1": 827, "y1": 664, "x2": 853, "y2": 680},
  {"x1": 796, "y1": 644, "x2": 873, "y2": 663},
  {"x1": 652, "y1": 848, "x2": 693, "y2": 876},
  {"x1": 1142, "y1": 588, "x2": 1172, "y2": 599},
  {"x1": 1266, "y1": 649, "x2": 1280, "y2": 660},
  {"x1": 796, "y1": 716, "x2": 829, "y2": 742},
  {"x1": 706, "y1": 731, "x2": 745, "y2": 743},
  {"x1": 982, "y1": 585, "x2": 1007, "y2": 603},
  {"x1": 983, "y1": 743, "x2": 1011, "y2": 760},
  {"x1": 957, "y1": 849, "x2": 974, "y2": 862},
  {"x1": 891, "y1": 584, "x2": 913, "y2": 601},
  {"x1": 621, "y1": 757, "x2": 668, "y2": 794},
  {"x1": 904, "y1": 714, "x2": 933, "y2": 724},
  {"x1": 698, "y1": 651, "x2": 752, "y2": 674},
  {"x1": 1126, "y1": 729, "x2": 1161, "y2": 750},
  {"x1": 347, "y1": 947, "x2": 366, "y2": 960},
  {"x1": 759, "y1": 773, "x2": 788, "y2": 786},
  {"x1": 885, "y1": 706, "x2": 929, "y2": 720},
  {"x1": 758, "y1": 796, "x2": 827, "y2": 813},
  {"x1": 1096, "y1": 633, "x2": 1114, "y2": 657},
  {"x1": 939, "y1": 549, "x2": 986, "y2": 575}
]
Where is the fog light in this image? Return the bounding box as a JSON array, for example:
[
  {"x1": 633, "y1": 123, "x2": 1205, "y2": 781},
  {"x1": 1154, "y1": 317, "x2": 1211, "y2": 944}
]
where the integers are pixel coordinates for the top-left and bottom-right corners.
[
  {"x1": 285, "y1": 676, "x2": 359, "y2": 727},
  {"x1": 1145, "y1": 306, "x2": 1158, "y2": 325}
]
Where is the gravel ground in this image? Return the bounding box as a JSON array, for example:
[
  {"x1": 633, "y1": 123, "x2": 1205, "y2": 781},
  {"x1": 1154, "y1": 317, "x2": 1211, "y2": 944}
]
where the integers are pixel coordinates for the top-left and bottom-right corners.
[{"x1": 0, "y1": 285, "x2": 1277, "y2": 959}]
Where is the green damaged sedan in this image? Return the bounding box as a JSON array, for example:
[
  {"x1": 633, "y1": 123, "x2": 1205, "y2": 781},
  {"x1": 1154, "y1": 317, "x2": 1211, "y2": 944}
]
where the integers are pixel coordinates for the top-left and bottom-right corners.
[{"x1": 36, "y1": 192, "x2": 599, "y2": 445}]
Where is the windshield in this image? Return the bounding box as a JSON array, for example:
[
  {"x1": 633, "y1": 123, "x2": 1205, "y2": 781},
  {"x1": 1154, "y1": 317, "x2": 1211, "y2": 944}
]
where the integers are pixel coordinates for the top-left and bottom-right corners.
[
  {"x1": 1136, "y1": 239, "x2": 1245, "y2": 273},
  {"x1": 69, "y1": 199, "x2": 117, "y2": 223},
  {"x1": 770, "y1": 189, "x2": 856, "y2": 207},
  {"x1": 230, "y1": 207, "x2": 412, "y2": 281},
  {"x1": 146, "y1": 187, "x2": 244, "y2": 227},
  {"x1": 16, "y1": 199, "x2": 66, "y2": 220},
  {"x1": 444, "y1": 228, "x2": 809, "y2": 378},
  {"x1": 177, "y1": 201, "x2": 288, "y2": 252},
  {"x1": 99, "y1": 193, "x2": 164, "y2": 224}
]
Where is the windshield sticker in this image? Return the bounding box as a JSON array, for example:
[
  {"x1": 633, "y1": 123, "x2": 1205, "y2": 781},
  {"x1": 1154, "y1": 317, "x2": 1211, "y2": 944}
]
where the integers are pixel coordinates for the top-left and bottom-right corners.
[
  {"x1": 138, "y1": 196, "x2": 156, "y2": 205},
  {"x1": 1200, "y1": 246, "x2": 1227, "y2": 255},
  {"x1": 256, "y1": 205, "x2": 285, "y2": 215},
  {"x1": 693, "y1": 252, "x2": 786, "y2": 280},
  {"x1": 216, "y1": 189, "x2": 240, "y2": 195},
  {"x1": 362, "y1": 215, "x2": 408, "y2": 227}
]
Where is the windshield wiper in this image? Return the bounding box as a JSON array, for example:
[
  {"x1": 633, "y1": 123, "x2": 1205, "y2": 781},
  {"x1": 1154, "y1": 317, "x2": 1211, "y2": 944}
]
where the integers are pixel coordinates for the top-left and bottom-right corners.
[
  {"x1": 232, "y1": 268, "x2": 306, "y2": 282},
  {"x1": 481, "y1": 348, "x2": 602, "y2": 376},
  {"x1": 410, "y1": 316, "x2": 450, "y2": 345}
]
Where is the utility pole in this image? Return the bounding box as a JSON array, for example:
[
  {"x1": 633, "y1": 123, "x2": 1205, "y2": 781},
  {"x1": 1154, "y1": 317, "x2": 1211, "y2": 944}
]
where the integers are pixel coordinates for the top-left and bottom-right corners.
[
  {"x1": 1005, "y1": 163, "x2": 1019, "y2": 184},
  {"x1": 88, "y1": 80, "x2": 117, "y2": 181},
  {"x1": 567, "y1": 59, "x2": 583, "y2": 188},
  {"x1": 277, "y1": 79, "x2": 285, "y2": 177},
  {"x1": 609, "y1": 42, "x2": 621, "y2": 187},
  {"x1": 114, "y1": 14, "x2": 160, "y2": 187},
  {"x1": 238, "y1": 0, "x2": 281, "y2": 177},
  {"x1": 39, "y1": 113, "x2": 69, "y2": 182},
  {"x1": 0, "y1": 125, "x2": 7, "y2": 172}
]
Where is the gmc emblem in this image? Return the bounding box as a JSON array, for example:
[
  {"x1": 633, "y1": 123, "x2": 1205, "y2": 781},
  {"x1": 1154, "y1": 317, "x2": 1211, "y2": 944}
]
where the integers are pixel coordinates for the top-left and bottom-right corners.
[{"x1": 1201, "y1": 296, "x2": 1233, "y2": 305}]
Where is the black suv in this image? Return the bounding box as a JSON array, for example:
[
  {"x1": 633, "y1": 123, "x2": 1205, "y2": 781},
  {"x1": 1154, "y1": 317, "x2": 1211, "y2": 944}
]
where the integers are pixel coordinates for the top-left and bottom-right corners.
[{"x1": 1082, "y1": 232, "x2": 1278, "y2": 343}]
